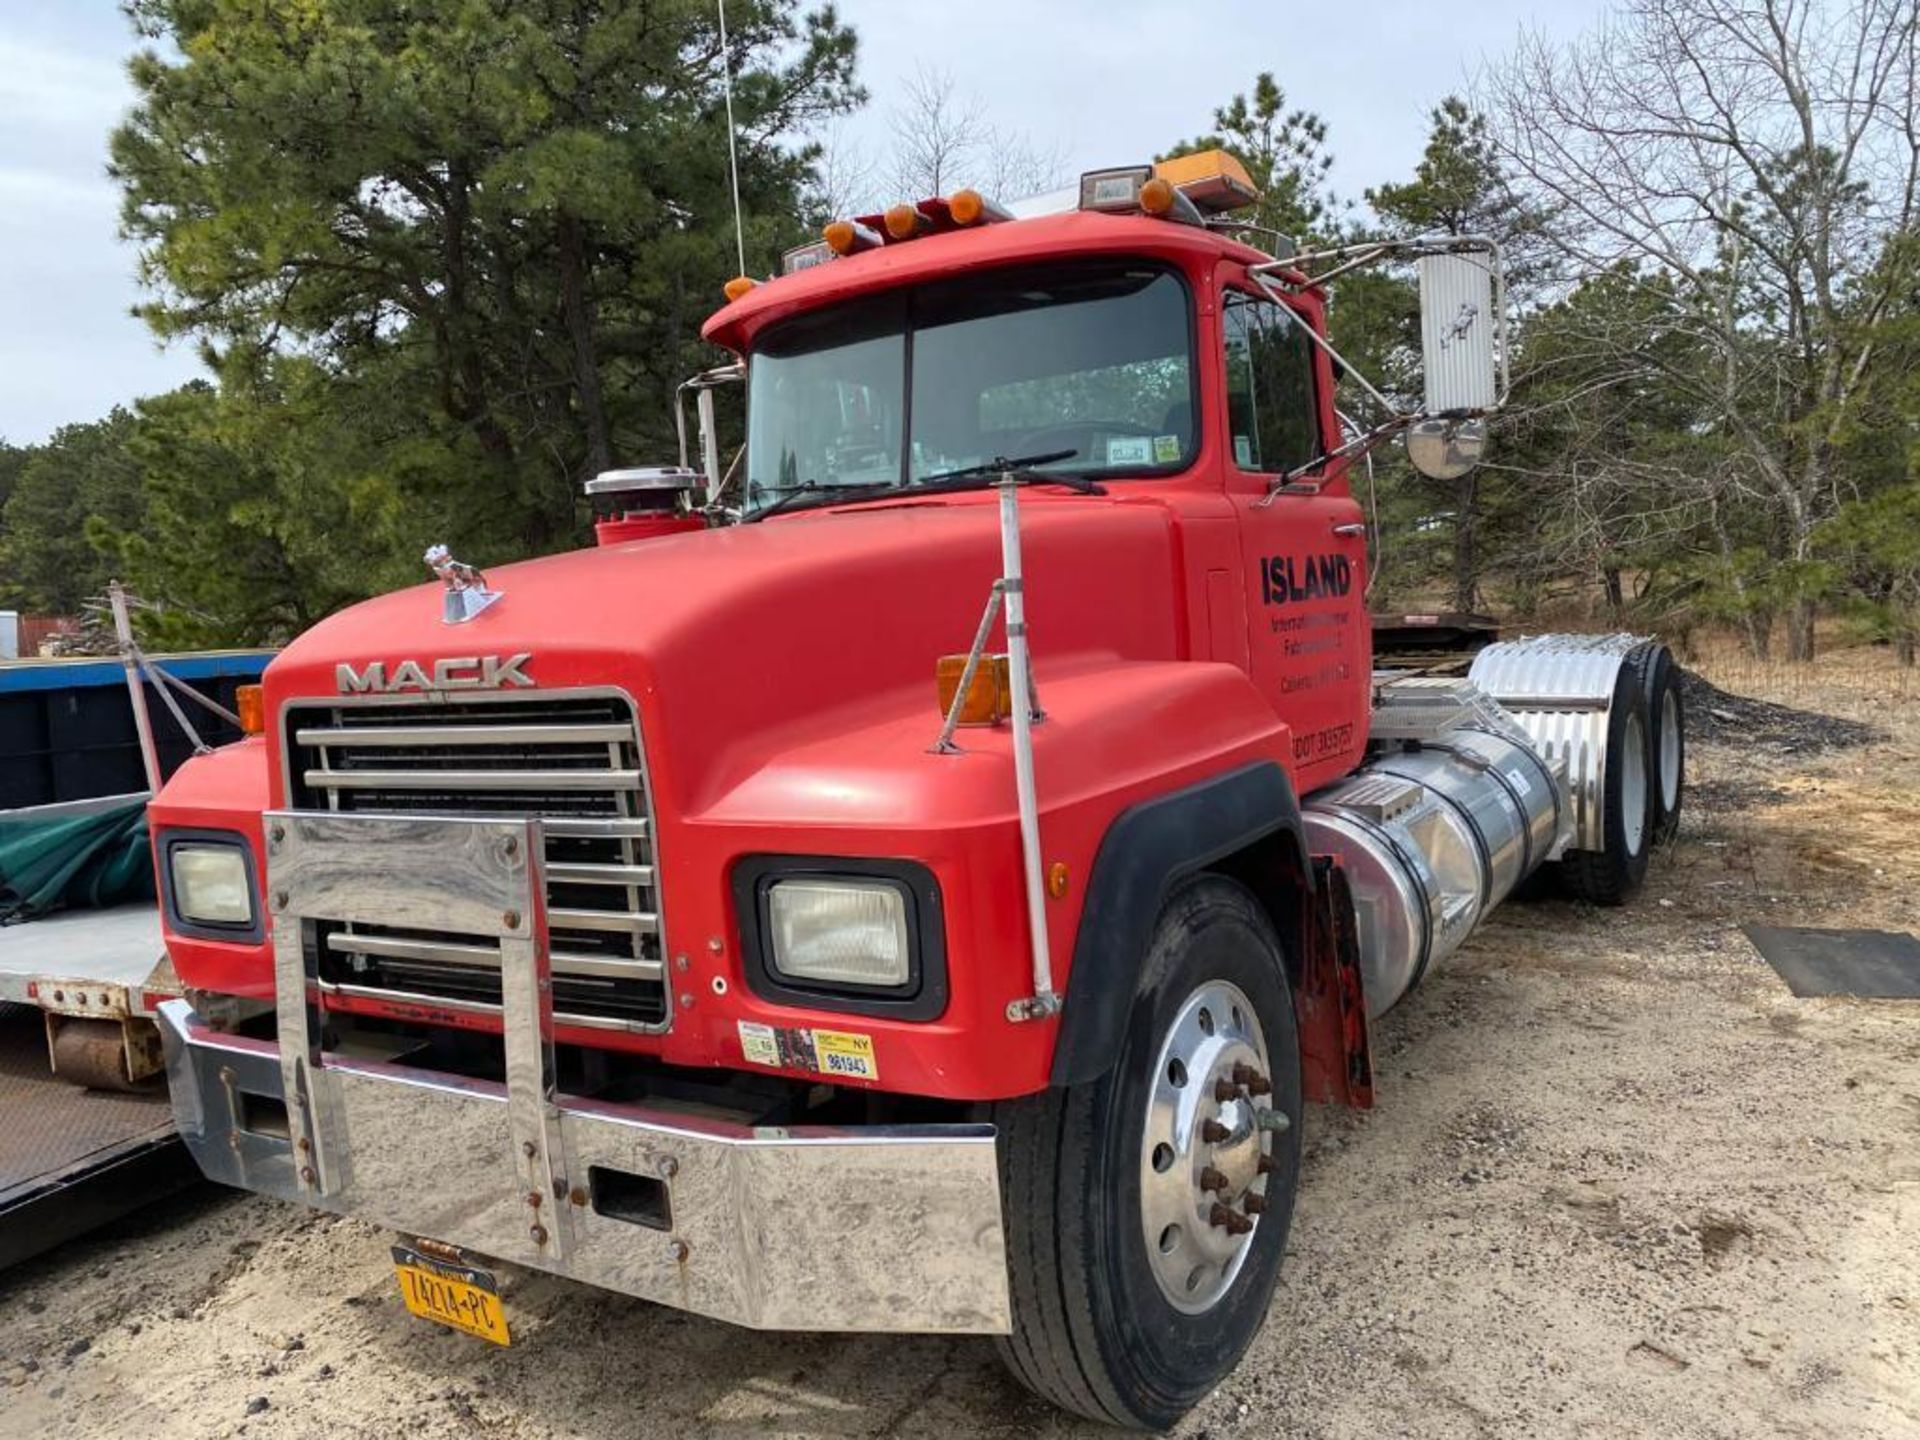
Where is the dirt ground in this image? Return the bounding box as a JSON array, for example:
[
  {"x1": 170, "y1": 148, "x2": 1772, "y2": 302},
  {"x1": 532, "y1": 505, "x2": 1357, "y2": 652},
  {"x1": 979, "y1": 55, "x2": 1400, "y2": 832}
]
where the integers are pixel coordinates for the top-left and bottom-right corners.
[{"x1": 2, "y1": 649, "x2": 1916, "y2": 1439}]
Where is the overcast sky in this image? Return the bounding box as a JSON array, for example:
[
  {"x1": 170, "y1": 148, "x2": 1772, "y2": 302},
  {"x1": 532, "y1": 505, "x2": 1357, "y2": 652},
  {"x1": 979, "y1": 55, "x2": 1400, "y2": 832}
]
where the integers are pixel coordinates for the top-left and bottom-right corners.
[{"x1": 0, "y1": 0, "x2": 1608, "y2": 446}]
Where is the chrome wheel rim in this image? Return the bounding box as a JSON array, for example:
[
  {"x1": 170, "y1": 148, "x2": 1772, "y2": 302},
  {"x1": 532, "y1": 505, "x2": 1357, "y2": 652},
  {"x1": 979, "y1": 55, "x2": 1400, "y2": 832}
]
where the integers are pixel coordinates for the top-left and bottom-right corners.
[
  {"x1": 1659, "y1": 687, "x2": 1681, "y2": 813},
  {"x1": 1139, "y1": 979, "x2": 1276, "y2": 1314},
  {"x1": 1620, "y1": 711, "x2": 1649, "y2": 855}
]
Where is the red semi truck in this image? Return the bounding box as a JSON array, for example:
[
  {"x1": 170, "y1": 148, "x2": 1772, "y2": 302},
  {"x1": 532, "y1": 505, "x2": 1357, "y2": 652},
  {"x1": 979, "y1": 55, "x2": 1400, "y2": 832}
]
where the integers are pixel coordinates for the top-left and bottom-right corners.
[{"x1": 150, "y1": 152, "x2": 1683, "y2": 1428}]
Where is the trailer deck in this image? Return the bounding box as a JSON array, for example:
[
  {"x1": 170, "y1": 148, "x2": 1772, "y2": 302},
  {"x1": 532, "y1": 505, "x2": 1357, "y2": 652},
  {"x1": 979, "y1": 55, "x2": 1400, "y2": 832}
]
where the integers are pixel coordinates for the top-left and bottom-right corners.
[
  {"x1": 0, "y1": 1002, "x2": 192, "y2": 1269},
  {"x1": 0, "y1": 903, "x2": 167, "y2": 1001}
]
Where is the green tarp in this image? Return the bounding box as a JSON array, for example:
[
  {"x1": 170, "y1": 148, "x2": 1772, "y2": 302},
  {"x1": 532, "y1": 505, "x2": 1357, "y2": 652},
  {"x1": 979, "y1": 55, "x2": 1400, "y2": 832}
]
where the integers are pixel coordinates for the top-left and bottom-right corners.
[{"x1": 0, "y1": 802, "x2": 155, "y2": 924}]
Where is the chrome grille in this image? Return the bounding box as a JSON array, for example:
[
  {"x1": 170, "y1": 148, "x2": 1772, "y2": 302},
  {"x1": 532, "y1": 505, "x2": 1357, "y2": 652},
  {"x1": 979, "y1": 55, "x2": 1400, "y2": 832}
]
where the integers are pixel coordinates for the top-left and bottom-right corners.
[{"x1": 285, "y1": 693, "x2": 667, "y2": 1030}]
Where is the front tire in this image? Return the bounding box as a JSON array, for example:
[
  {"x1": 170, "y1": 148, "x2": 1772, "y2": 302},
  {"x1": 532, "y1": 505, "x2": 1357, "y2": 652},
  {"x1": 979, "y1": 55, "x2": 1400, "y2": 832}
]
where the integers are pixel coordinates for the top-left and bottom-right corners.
[{"x1": 994, "y1": 876, "x2": 1303, "y2": 1429}]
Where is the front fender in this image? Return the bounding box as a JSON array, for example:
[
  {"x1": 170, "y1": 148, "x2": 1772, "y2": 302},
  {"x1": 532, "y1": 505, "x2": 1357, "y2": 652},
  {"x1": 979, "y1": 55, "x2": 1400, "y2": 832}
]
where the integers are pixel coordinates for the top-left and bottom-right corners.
[
  {"x1": 1049, "y1": 760, "x2": 1307, "y2": 1087},
  {"x1": 148, "y1": 737, "x2": 274, "y2": 998}
]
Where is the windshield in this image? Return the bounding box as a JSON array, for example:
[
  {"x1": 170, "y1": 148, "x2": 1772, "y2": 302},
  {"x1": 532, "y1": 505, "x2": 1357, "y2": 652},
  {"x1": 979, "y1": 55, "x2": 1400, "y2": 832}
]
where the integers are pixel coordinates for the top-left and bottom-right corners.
[{"x1": 743, "y1": 262, "x2": 1194, "y2": 512}]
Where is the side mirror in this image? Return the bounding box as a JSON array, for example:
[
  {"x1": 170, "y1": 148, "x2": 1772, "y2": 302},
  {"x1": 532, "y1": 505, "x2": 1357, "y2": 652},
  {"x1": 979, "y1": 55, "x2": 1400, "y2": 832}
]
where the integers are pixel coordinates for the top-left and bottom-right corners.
[
  {"x1": 674, "y1": 362, "x2": 746, "y2": 506},
  {"x1": 1407, "y1": 246, "x2": 1504, "y2": 480},
  {"x1": 1405, "y1": 417, "x2": 1487, "y2": 480}
]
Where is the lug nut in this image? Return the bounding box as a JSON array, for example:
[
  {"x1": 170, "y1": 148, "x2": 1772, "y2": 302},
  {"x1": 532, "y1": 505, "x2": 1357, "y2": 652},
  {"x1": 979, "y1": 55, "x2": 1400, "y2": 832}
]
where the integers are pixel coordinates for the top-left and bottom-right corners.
[
  {"x1": 1257, "y1": 1154, "x2": 1277, "y2": 1176},
  {"x1": 657, "y1": 1155, "x2": 679, "y2": 1179},
  {"x1": 522, "y1": 1140, "x2": 538, "y2": 1159},
  {"x1": 667, "y1": 1238, "x2": 691, "y2": 1263},
  {"x1": 569, "y1": 1186, "x2": 589, "y2": 1207},
  {"x1": 529, "y1": 1224, "x2": 549, "y2": 1246},
  {"x1": 1213, "y1": 1078, "x2": 1239, "y2": 1103},
  {"x1": 502, "y1": 908, "x2": 521, "y2": 930},
  {"x1": 1199, "y1": 1166, "x2": 1232, "y2": 1194},
  {"x1": 1201, "y1": 1119, "x2": 1231, "y2": 1144},
  {"x1": 1232, "y1": 1064, "x2": 1272, "y2": 1096},
  {"x1": 1243, "y1": 1191, "x2": 1268, "y2": 1216},
  {"x1": 299, "y1": 1165, "x2": 316, "y2": 1185},
  {"x1": 525, "y1": 1190, "x2": 543, "y2": 1209},
  {"x1": 1209, "y1": 1203, "x2": 1253, "y2": 1236}
]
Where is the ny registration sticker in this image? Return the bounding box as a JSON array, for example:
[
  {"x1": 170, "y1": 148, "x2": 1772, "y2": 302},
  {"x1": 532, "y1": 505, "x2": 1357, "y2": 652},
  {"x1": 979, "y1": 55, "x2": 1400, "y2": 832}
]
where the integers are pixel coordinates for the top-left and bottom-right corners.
[{"x1": 812, "y1": 1029, "x2": 879, "y2": 1082}]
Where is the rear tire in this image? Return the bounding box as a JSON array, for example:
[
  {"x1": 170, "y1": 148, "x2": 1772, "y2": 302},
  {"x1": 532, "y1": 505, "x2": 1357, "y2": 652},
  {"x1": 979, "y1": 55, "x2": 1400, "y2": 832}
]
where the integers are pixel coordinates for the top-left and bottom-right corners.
[
  {"x1": 1558, "y1": 660, "x2": 1653, "y2": 905},
  {"x1": 993, "y1": 876, "x2": 1303, "y2": 1429},
  {"x1": 1630, "y1": 643, "x2": 1685, "y2": 846}
]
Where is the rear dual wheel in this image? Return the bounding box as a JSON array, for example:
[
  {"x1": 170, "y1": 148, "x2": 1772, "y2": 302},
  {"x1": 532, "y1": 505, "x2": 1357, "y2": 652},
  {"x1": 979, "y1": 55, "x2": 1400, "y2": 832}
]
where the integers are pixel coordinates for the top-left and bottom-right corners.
[
  {"x1": 1556, "y1": 640, "x2": 1685, "y2": 903},
  {"x1": 1633, "y1": 643, "x2": 1686, "y2": 846},
  {"x1": 1558, "y1": 660, "x2": 1653, "y2": 905},
  {"x1": 994, "y1": 877, "x2": 1302, "y2": 1429}
]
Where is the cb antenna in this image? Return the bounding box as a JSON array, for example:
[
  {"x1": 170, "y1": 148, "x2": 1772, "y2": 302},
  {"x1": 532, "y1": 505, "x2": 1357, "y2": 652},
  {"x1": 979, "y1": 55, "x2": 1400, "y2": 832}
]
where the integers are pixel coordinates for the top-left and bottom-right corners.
[{"x1": 716, "y1": 0, "x2": 747, "y2": 278}]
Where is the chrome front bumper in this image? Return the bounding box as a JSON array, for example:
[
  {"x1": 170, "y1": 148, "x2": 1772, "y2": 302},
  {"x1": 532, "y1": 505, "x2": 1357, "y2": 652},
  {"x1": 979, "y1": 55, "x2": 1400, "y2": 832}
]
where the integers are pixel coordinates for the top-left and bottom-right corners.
[{"x1": 156, "y1": 811, "x2": 1010, "y2": 1334}]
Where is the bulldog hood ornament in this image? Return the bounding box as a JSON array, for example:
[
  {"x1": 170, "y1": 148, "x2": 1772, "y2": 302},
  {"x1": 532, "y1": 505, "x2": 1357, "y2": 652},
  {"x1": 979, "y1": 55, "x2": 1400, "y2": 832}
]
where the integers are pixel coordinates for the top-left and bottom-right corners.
[{"x1": 424, "y1": 543, "x2": 502, "y2": 624}]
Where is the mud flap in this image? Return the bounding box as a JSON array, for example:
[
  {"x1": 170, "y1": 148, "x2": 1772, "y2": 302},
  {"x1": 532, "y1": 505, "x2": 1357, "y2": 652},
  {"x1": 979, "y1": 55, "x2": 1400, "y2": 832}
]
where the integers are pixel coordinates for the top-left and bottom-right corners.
[{"x1": 1296, "y1": 857, "x2": 1374, "y2": 1109}]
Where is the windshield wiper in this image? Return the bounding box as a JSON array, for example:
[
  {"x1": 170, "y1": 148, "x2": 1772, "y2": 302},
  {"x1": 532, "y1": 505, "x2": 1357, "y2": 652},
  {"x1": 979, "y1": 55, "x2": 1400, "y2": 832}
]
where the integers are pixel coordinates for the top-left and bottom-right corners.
[
  {"x1": 911, "y1": 450, "x2": 1102, "y2": 493},
  {"x1": 744, "y1": 480, "x2": 878, "y2": 522},
  {"x1": 745, "y1": 450, "x2": 1101, "y2": 523}
]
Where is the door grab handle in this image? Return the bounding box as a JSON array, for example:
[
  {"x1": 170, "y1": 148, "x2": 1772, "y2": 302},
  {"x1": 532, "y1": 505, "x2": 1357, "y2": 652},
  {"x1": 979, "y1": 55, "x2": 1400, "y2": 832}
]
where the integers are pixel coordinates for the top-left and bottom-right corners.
[{"x1": 1331, "y1": 522, "x2": 1367, "y2": 536}]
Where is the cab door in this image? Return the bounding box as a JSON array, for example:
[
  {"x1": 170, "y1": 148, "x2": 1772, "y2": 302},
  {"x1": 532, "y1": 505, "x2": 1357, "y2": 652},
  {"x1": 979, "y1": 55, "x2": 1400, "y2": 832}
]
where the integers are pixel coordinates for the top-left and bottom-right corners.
[{"x1": 1215, "y1": 267, "x2": 1372, "y2": 791}]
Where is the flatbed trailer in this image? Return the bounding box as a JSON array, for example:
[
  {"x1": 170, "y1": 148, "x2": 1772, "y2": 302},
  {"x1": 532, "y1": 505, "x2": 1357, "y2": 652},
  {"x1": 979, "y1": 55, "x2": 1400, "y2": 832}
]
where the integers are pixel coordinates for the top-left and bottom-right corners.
[
  {"x1": 0, "y1": 641, "x2": 273, "y2": 1267},
  {"x1": 0, "y1": 905, "x2": 197, "y2": 1269}
]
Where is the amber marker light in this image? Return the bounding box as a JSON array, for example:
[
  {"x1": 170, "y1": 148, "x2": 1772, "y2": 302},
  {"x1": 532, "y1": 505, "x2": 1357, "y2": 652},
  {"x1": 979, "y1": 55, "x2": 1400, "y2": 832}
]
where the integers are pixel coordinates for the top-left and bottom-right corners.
[
  {"x1": 936, "y1": 653, "x2": 1013, "y2": 726},
  {"x1": 1046, "y1": 862, "x2": 1071, "y2": 900},
  {"x1": 948, "y1": 189, "x2": 1011, "y2": 226},
  {"x1": 235, "y1": 684, "x2": 265, "y2": 736},
  {"x1": 1139, "y1": 176, "x2": 1176, "y2": 216},
  {"x1": 823, "y1": 218, "x2": 883, "y2": 256},
  {"x1": 884, "y1": 203, "x2": 932, "y2": 240},
  {"x1": 723, "y1": 275, "x2": 755, "y2": 301}
]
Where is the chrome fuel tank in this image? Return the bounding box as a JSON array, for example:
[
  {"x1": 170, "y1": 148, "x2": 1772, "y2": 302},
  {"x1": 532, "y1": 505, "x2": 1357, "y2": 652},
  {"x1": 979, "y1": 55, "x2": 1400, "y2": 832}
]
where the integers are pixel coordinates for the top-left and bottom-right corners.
[{"x1": 1304, "y1": 681, "x2": 1566, "y2": 1018}]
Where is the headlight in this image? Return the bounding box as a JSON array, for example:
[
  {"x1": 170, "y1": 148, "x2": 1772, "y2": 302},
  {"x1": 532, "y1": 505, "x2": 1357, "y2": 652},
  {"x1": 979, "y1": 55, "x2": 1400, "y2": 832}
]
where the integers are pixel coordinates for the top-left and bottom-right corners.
[
  {"x1": 169, "y1": 843, "x2": 255, "y2": 927},
  {"x1": 767, "y1": 879, "x2": 911, "y2": 988}
]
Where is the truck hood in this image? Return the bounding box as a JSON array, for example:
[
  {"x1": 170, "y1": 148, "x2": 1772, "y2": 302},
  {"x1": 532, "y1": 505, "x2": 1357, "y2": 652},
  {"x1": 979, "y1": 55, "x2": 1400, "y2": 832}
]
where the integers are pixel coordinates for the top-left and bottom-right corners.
[{"x1": 263, "y1": 495, "x2": 1190, "y2": 817}]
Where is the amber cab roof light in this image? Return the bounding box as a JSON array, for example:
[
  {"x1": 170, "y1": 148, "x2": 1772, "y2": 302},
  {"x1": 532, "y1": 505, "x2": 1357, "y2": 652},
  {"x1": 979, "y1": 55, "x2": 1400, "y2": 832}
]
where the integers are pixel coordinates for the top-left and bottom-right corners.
[{"x1": 771, "y1": 149, "x2": 1260, "y2": 279}]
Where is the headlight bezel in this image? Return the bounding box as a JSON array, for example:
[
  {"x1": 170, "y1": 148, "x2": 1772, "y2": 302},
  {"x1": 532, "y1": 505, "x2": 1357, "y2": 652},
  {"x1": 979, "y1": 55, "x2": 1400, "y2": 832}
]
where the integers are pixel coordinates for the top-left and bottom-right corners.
[
  {"x1": 160, "y1": 829, "x2": 263, "y2": 942},
  {"x1": 732, "y1": 856, "x2": 948, "y2": 1021}
]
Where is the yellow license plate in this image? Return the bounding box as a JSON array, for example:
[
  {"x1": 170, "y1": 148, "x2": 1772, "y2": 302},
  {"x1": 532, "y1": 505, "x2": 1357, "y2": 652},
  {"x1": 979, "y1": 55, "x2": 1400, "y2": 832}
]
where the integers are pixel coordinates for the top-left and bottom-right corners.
[{"x1": 391, "y1": 1243, "x2": 510, "y2": 1346}]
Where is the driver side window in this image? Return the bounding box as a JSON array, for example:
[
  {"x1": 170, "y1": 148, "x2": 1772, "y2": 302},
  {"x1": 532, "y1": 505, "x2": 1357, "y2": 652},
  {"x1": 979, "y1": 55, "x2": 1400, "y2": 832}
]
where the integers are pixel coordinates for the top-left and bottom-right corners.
[{"x1": 1222, "y1": 291, "x2": 1320, "y2": 475}]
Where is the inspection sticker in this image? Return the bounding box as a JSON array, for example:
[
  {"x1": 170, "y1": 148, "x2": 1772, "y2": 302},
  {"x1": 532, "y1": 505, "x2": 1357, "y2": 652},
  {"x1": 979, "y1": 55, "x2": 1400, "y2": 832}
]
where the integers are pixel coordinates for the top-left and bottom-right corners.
[
  {"x1": 1105, "y1": 435, "x2": 1152, "y2": 465},
  {"x1": 737, "y1": 1020, "x2": 781, "y2": 1067},
  {"x1": 736, "y1": 1020, "x2": 880, "y2": 1083},
  {"x1": 1152, "y1": 433, "x2": 1181, "y2": 463}
]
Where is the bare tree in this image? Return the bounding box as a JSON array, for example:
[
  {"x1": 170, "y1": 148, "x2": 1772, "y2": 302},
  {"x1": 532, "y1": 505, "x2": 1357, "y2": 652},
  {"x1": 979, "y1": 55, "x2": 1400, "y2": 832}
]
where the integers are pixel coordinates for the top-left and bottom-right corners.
[
  {"x1": 883, "y1": 65, "x2": 1069, "y2": 205},
  {"x1": 978, "y1": 121, "x2": 1071, "y2": 204},
  {"x1": 1486, "y1": 0, "x2": 1920, "y2": 660},
  {"x1": 888, "y1": 65, "x2": 988, "y2": 200},
  {"x1": 808, "y1": 120, "x2": 878, "y2": 221}
]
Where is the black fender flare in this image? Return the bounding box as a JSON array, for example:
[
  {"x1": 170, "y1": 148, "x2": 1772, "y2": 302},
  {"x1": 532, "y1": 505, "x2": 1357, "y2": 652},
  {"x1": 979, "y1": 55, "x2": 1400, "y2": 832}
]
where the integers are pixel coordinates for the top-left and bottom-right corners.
[{"x1": 1049, "y1": 760, "x2": 1308, "y2": 1088}]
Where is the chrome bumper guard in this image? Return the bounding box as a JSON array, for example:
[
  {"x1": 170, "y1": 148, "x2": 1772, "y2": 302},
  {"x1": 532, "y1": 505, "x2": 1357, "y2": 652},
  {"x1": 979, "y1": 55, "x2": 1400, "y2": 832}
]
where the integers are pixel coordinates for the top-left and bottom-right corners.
[{"x1": 157, "y1": 811, "x2": 1010, "y2": 1334}]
